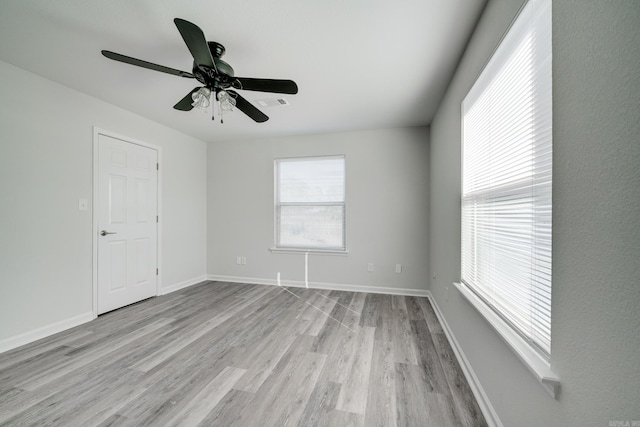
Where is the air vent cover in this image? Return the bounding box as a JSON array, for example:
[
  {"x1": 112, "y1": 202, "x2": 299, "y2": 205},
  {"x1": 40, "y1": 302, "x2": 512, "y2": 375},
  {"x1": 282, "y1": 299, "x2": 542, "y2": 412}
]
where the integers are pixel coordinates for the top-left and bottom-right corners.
[{"x1": 255, "y1": 98, "x2": 290, "y2": 107}]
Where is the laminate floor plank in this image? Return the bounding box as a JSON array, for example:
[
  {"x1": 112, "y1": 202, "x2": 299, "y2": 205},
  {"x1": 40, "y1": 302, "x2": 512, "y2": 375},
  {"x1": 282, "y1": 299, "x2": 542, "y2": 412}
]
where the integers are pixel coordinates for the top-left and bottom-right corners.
[
  {"x1": 62, "y1": 307, "x2": 174, "y2": 350},
  {"x1": 135, "y1": 327, "x2": 246, "y2": 393},
  {"x1": 140, "y1": 288, "x2": 279, "y2": 375},
  {"x1": 297, "y1": 294, "x2": 338, "y2": 337},
  {"x1": 3, "y1": 367, "x2": 145, "y2": 427},
  {"x1": 365, "y1": 338, "x2": 397, "y2": 427},
  {"x1": 130, "y1": 308, "x2": 238, "y2": 372},
  {"x1": 64, "y1": 379, "x2": 147, "y2": 427},
  {"x1": 0, "y1": 387, "x2": 22, "y2": 407},
  {"x1": 410, "y1": 319, "x2": 450, "y2": 394},
  {"x1": 349, "y1": 291, "x2": 368, "y2": 316},
  {"x1": 0, "y1": 328, "x2": 94, "y2": 372},
  {"x1": 260, "y1": 350, "x2": 328, "y2": 426},
  {"x1": 86, "y1": 294, "x2": 183, "y2": 333},
  {"x1": 375, "y1": 294, "x2": 394, "y2": 343},
  {"x1": 325, "y1": 321, "x2": 359, "y2": 384},
  {"x1": 0, "y1": 325, "x2": 175, "y2": 424},
  {"x1": 114, "y1": 346, "x2": 244, "y2": 426},
  {"x1": 231, "y1": 309, "x2": 301, "y2": 392},
  {"x1": 165, "y1": 366, "x2": 247, "y2": 427},
  {"x1": 418, "y1": 297, "x2": 445, "y2": 335},
  {"x1": 232, "y1": 335, "x2": 327, "y2": 427},
  {"x1": 360, "y1": 292, "x2": 379, "y2": 327},
  {"x1": 97, "y1": 414, "x2": 128, "y2": 427},
  {"x1": 335, "y1": 326, "x2": 376, "y2": 414},
  {"x1": 396, "y1": 362, "x2": 460, "y2": 427},
  {"x1": 2, "y1": 317, "x2": 167, "y2": 394},
  {"x1": 432, "y1": 332, "x2": 488, "y2": 427},
  {"x1": 406, "y1": 296, "x2": 425, "y2": 321},
  {"x1": 0, "y1": 281, "x2": 487, "y2": 426},
  {"x1": 328, "y1": 409, "x2": 365, "y2": 426},
  {"x1": 310, "y1": 291, "x2": 354, "y2": 354},
  {"x1": 298, "y1": 380, "x2": 342, "y2": 426},
  {"x1": 229, "y1": 289, "x2": 299, "y2": 347},
  {"x1": 392, "y1": 294, "x2": 409, "y2": 311},
  {"x1": 128, "y1": 289, "x2": 280, "y2": 373},
  {"x1": 16, "y1": 318, "x2": 174, "y2": 391},
  {"x1": 0, "y1": 345, "x2": 72, "y2": 389},
  {"x1": 196, "y1": 389, "x2": 254, "y2": 426},
  {"x1": 392, "y1": 307, "x2": 420, "y2": 365}
]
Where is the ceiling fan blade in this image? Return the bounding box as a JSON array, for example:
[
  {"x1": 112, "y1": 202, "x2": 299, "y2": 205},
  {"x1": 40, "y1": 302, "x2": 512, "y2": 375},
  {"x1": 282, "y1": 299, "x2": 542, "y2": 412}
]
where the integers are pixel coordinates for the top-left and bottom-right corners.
[
  {"x1": 234, "y1": 77, "x2": 298, "y2": 94},
  {"x1": 174, "y1": 18, "x2": 217, "y2": 72},
  {"x1": 101, "y1": 50, "x2": 194, "y2": 78},
  {"x1": 173, "y1": 87, "x2": 202, "y2": 111},
  {"x1": 228, "y1": 90, "x2": 269, "y2": 123}
]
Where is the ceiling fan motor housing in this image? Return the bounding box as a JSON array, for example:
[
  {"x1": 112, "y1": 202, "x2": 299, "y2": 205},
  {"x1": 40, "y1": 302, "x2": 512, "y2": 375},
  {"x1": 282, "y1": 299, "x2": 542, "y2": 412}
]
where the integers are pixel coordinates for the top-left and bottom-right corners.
[{"x1": 193, "y1": 42, "x2": 234, "y2": 87}]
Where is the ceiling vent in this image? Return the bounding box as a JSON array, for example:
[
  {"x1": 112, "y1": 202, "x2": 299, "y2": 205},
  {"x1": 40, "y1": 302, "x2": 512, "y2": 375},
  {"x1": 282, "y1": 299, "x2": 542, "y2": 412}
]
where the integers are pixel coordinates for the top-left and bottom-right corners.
[{"x1": 255, "y1": 98, "x2": 290, "y2": 108}]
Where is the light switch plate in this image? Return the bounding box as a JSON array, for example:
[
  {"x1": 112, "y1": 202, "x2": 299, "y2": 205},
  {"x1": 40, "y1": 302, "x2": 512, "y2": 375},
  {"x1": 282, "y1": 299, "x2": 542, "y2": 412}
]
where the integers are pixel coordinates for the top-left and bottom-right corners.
[{"x1": 78, "y1": 199, "x2": 88, "y2": 211}]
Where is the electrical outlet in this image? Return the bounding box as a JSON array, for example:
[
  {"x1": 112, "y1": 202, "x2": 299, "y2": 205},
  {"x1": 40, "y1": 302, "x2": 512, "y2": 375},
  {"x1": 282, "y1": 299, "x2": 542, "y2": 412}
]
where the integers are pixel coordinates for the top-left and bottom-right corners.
[
  {"x1": 241, "y1": 257, "x2": 247, "y2": 265},
  {"x1": 395, "y1": 264, "x2": 402, "y2": 273},
  {"x1": 367, "y1": 262, "x2": 374, "y2": 272},
  {"x1": 236, "y1": 256, "x2": 241, "y2": 265}
]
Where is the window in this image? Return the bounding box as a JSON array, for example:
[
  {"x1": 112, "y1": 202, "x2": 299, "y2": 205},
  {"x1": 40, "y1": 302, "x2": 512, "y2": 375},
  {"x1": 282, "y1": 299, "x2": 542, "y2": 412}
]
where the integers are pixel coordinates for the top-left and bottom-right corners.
[
  {"x1": 275, "y1": 156, "x2": 346, "y2": 251},
  {"x1": 461, "y1": 0, "x2": 552, "y2": 360}
]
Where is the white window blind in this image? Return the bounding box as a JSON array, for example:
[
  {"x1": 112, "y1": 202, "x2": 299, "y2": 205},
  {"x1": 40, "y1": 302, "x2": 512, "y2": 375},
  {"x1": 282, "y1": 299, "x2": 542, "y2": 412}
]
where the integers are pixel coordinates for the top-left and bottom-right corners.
[
  {"x1": 461, "y1": 0, "x2": 552, "y2": 358},
  {"x1": 275, "y1": 156, "x2": 345, "y2": 251}
]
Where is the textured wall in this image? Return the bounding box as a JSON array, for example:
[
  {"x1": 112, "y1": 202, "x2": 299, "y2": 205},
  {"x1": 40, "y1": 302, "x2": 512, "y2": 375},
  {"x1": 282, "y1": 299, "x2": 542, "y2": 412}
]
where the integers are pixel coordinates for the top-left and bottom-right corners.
[
  {"x1": 429, "y1": 0, "x2": 640, "y2": 425},
  {"x1": 207, "y1": 127, "x2": 430, "y2": 293},
  {"x1": 551, "y1": 0, "x2": 640, "y2": 423}
]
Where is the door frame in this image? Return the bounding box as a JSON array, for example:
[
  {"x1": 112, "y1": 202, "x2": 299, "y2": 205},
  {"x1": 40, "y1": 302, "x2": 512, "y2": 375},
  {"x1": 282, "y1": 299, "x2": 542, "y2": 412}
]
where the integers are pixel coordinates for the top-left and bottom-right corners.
[{"x1": 92, "y1": 127, "x2": 162, "y2": 318}]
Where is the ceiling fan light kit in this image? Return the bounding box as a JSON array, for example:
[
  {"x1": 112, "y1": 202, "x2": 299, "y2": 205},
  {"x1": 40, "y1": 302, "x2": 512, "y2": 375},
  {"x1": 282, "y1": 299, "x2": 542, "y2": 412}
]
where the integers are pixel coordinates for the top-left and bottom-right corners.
[
  {"x1": 217, "y1": 90, "x2": 236, "y2": 111},
  {"x1": 191, "y1": 87, "x2": 211, "y2": 109},
  {"x1": 102, "y1": 18, "x2": 298, "y2": 124}
]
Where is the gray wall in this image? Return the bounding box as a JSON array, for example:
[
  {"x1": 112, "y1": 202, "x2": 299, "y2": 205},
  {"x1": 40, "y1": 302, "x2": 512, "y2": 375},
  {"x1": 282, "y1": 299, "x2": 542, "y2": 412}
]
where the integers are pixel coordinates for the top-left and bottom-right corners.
[
  {"x1": 429, "y1": 0, "x2": 640, "y2": 425},
  {"x1": 0, "y1": 60, "x2": 208, "y2": 345},
  {"x1": 208, "y1": 127, "x2": 430, "y2": 294}
]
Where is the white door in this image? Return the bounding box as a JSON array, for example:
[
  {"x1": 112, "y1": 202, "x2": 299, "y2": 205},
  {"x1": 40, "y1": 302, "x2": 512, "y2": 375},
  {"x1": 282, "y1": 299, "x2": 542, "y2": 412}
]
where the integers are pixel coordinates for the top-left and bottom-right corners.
[{"x1": 97, "y1": 134, "x2": 158, "y2": 314}]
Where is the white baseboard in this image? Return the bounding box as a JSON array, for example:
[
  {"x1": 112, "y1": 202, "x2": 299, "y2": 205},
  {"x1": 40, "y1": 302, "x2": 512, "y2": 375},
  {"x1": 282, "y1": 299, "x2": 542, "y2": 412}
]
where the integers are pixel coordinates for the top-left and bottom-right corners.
[
  {"x1": 206, "y1": 274, "x2": 429, "y2": 297},
  {"x1": 0, "y1": 311, "x2": 94, "y2": 354},
  {"x1": 159, "y1": 275, "x2": 208, "y2": 296},
  {"x1": 426, "y1": 292, "x2": 503, "y2": 427}
]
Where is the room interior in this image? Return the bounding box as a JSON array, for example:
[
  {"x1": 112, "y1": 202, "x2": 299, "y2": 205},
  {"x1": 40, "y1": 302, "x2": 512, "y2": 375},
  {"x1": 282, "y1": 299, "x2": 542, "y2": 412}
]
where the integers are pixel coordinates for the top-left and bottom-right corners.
[{"x1": 0, "y1": 0, "x2": 638, "y2": 426}]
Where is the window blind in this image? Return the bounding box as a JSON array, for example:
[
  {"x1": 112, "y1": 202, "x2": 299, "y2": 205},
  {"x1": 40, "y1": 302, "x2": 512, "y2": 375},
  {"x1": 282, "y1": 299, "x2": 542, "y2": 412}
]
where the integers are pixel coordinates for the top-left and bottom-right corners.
[
  {"x1": 275, "y1": 156, "x2": 346, "y2": 250},
  {"x1": 461, "y1": 0, "x2": 552, "y2": 358}
]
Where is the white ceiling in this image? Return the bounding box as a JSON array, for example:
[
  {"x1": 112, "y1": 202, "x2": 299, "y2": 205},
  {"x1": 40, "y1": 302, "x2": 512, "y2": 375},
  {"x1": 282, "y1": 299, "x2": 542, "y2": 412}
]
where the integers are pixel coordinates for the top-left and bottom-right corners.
[{"x1": 0, "y1": 0, "x2": 486, "y2": 143}]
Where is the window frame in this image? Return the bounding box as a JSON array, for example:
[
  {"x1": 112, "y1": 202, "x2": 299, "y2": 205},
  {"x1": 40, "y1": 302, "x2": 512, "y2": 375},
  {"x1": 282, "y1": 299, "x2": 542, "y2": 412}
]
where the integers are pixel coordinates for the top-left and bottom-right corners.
[
  {"x1": 273, "y1": 155, "x2": 346, "y2": 253},
  {"x1": 457, "y1": 0, "x2": 559, "y2": 398}
]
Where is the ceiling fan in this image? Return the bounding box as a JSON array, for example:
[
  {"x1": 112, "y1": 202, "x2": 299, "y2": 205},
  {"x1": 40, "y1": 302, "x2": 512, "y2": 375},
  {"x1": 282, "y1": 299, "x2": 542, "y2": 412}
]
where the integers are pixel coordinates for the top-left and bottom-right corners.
[{"x1": 102, "y1": 18, "x2": 298, "y2": 123}]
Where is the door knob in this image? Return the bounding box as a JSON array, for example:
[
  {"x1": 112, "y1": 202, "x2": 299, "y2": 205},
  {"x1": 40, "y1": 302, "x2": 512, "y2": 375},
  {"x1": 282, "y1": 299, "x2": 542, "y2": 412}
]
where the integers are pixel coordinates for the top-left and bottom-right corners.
[{"x1": 100, "y1": 230, "x2": 117, "y2": 236}]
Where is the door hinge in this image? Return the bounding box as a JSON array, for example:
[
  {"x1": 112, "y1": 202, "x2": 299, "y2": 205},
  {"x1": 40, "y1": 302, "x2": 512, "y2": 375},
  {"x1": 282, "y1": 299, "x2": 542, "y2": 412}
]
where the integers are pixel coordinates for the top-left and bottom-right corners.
[
  {"x1": 156, "y1": 268, "x2": 159, "y2": 275},
  {"x1": 156, "y1": 163, "x2": 159, "y2": 171},
  {"x1": 156, "y1": 215, "x2": 159, "y2": 223}
]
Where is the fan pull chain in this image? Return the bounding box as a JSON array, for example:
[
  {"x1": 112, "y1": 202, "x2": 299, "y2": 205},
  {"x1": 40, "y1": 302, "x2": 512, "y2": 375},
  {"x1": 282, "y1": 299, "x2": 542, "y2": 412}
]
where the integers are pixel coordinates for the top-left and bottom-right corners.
[{"x1": 211, "y1": 91, "x2": 215, "y2": 121}]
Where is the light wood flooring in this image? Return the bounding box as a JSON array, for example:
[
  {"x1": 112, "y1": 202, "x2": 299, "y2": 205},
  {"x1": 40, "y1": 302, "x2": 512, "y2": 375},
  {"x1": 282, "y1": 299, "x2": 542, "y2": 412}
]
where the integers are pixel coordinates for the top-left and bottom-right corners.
[{"x1": 0, "y1": 281, "x2": 487, "y2": 426}]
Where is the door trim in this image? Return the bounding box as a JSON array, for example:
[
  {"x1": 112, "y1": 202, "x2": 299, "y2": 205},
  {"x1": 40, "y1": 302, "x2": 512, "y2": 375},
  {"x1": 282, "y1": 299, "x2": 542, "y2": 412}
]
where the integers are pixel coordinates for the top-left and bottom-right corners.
[{"x1": 92, "y1": 127, "x2": 162, "y2": 318}]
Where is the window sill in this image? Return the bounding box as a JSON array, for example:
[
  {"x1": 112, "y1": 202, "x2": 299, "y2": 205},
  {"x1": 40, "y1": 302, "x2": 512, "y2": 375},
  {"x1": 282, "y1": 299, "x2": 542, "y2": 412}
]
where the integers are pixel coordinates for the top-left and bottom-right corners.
[
  {"x1": 453, "y1": 281, "x2": 560, "y2": 399},
  {"x1": 269, "y1": 247, "x2": 349, "y2": 255}
]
